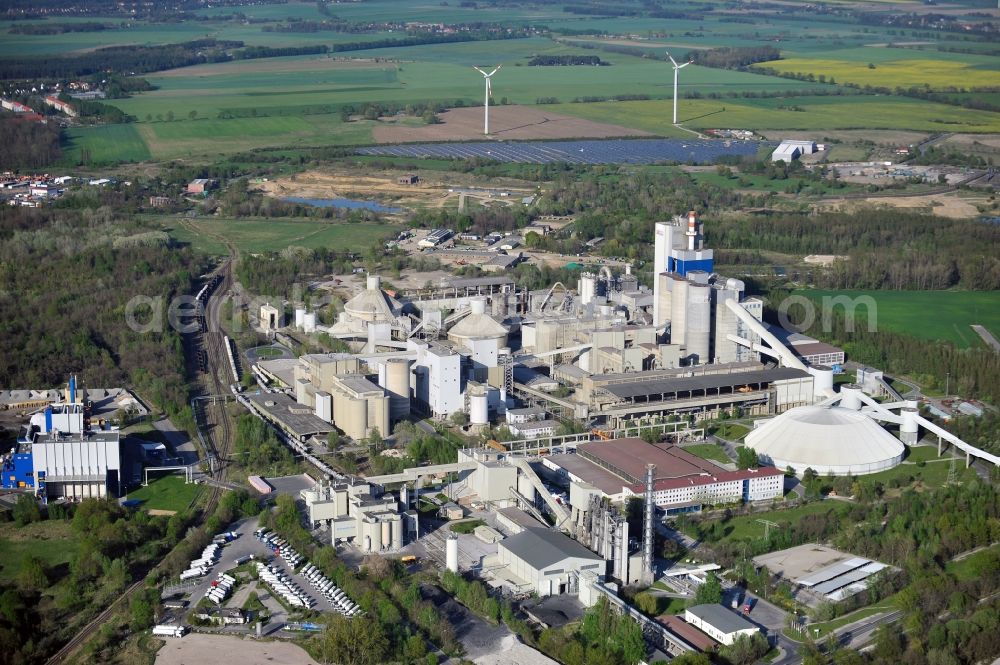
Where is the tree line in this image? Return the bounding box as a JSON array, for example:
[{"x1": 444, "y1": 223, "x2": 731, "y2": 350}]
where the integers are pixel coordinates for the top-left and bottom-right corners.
[{"x1": 528, "y1": 55, "x2": 609, "y2": 66}]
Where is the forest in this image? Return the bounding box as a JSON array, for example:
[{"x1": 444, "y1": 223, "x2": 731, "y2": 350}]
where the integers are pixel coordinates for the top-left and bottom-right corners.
[
  {"x1": 528, "y1": 55, "x2": 609, "y2": 66},
  {"x1": 0, "y1": 118, "x2": 61, "y2": 169},
  {"x1": 686, "y1": 46, "x2": 782, "y2": 70},
  {"x1": 682, "y1": 480, "x2": 1000, "y2": 664},
  {"x1": 0, "y1": 202, "x2": 207, "y2": 428}
]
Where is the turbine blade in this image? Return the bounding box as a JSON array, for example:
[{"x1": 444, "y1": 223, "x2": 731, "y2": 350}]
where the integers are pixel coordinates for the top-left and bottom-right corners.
[
  {"x1": 678, "y1": 61, "x2": 692, "y2": 69},
  {"x1": 486, "y1": 77, "x2": 492, "y2": 97},
  {"x1": 489, "y1": 64, "x2": 502, "y2": 76},
  {"x1": 667, "y1": 52, "x2": 679, "y2": 67},
  {"x1": 473, "y1": 66, "x2": 488, "y2": 76}
]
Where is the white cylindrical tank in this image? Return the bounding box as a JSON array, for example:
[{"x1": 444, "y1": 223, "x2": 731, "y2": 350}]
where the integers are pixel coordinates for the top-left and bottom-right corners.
[
  {"x1": 315, "y1": 391, "x2": 332, "y2": 422},
  {"x1": 392, "y1": 518, "x2": 404, "y2": 548},
  {"x1": 840, "y1": 383, "x2": 863, "y2": 410},
  {"x1": 470, "y1": 392, "x2": 488, "y2": 425},
  {"x1": 367, "y1": 274, "x2": 381, "y2": 291},
  {"x1": 303, "y1": 312, "x2": 317, "y2": 333},
  {"x1": 470, "y1": 297, "x2": 486, "y2": 315},
  {"x1": 808, "y1": 365, "x2": 834, "y2": 398},
  {"x1": 686, "y1": 282, "x2": 711, "y2": 364},
  {"x1": 669, "y1": 276, "x2": 688, "y2": 346},
  {"x1": 368, "y1": 520, "x2": 382, "y2": 552},
  {"x1": 381, "y1": 520, "x2": 391, "y2": 550},
  {"x1": 900, "y1": 407, "x2": 919, "y2": 444},
  {"x1": 346, "y1": 398, "x2": 367, "y2": 440},
  {"x1": 295, "y1": 308, "x2": 306, "y2": 329},
  {"x1": 384, "y1": 358, "x2": 411, "y2": 422},
  {"x1": 446, "y1": 536, "x2": 459, "y2": 573},
  {"x1": 579, "y1": 273, "x2": 596, "y2": 306}
]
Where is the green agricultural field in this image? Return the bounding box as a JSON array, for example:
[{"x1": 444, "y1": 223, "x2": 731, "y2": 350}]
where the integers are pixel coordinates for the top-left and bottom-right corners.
[
  {"x1": 127, "y1": 474, "x2": 201, "y2": 513},
  {"x1": 794, "y1": 290, "x2": 1000, "y2": 348},
  {"x1": 163, "y1": 216, "x2": 401, "y2": 255},
  {"x1": 62, "y1": 123, "x2": 151, "y2": 166},
  {"x1": 858, "y1": 445, "x2": 979, "y2": 489},
  {"x1": 0, "y1": 520, "x2": 79, "y2": 583},
  {"x1": 553, "y1": 96, "x2": 1000, "y2": 135}
]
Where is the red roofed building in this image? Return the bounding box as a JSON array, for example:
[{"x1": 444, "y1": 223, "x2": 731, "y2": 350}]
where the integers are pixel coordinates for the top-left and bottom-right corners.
[{"x1": 576, "y1": 438, "x2": 784, "y2": 508}]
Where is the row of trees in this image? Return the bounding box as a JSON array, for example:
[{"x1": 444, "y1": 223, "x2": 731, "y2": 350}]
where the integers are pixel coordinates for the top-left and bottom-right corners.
[{"x1": 0, "y1": 117, "x2": 61, "y2": 169}]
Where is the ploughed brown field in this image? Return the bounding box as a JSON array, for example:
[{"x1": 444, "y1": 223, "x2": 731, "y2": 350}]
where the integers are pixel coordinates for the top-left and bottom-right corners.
[{"x1": 373, "y1": 104, "x2": 655, "y2": 143}]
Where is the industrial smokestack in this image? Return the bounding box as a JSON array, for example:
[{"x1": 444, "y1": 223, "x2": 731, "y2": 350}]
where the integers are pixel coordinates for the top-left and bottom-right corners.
[
  {"x1": 643, "y1": 464, "x2": 655, "y2": 585},
  {"x1": 686, "y1": 210, "x2": 698, "y2": 251}
]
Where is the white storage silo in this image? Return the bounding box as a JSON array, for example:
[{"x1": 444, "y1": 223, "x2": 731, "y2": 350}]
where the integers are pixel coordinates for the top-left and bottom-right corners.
[
  {"x1": 384, "y1": 358, "x2": 411, "y2": 422},
  {"x1": 578, "y1": 272, "x2": 597, "y2": 305},
  {"x1": 446, "y1": 536, "x2": 459, "y2": 573},
  {"x1": 381, "y1": 520, "x2": 392, "y2": 550},
  {"x1": 470, "y1": 392, "x2": 489, "y2": 426},
  {"x1": 391, "y1": 518, "x2": 403, "y2": 549},
  {"x1": 840, "y1": 384, "x2": 863, "y2": 411},
  {"x1": 295, "y1": 308, "x2": 306, "y2": 330},
  {"x1": 900, "y1": 407, "x2": 919, "y2": 444},
  {"x1": 303, "y1": 312, "x2": 317, "y2": 333},
  {"x1": 808, "y1": 365, "x2": 834, "y2": 398},
  {"x1": 685, "y1": 282, "x2": 711, "y2": 364}
]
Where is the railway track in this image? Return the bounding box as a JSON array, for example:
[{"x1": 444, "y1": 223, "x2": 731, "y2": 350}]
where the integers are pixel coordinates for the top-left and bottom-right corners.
[{"x1": 45, "y1": 260, "x2": 237, "y2": 665}]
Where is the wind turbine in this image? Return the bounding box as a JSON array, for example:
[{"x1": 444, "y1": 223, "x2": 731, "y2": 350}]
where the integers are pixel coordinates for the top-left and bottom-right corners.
[
  {"x1": 666, "y1": 52, "x2": 692, "y2": 125},
  {"x1": 473, "y1": 64, "x2": 501, "y2": 135}
]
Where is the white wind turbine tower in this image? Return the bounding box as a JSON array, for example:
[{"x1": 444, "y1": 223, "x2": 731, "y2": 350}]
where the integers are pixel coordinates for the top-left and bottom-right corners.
[
  {"x1": 667, "y1": 52, "x2": 692, "y2": 125},
  {"x1": 473, "y1": 64, "x2": 502, "y2": 135}
]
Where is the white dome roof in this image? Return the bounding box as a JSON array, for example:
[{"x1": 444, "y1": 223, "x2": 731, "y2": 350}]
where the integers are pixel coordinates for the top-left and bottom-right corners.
[
  {"x1": 746, "y1": 405, "x2": 904, "y2": 476},
  {"x1": 344, "y1": 276, "x2": 399, "y2": 323}
]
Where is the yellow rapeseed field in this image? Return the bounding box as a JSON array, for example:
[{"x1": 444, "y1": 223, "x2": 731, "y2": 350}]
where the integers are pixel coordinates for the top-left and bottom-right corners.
[{"x1": 753, "y1": 58, "x2": 1000, "y2": 91}]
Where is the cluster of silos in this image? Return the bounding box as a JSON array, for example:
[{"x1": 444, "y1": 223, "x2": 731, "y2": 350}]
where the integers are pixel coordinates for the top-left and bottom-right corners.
[
  {"x1": 360, "y1": 514, "x2": 404, "y2": 553},
  {"x1": 294, "y1": 307, "x2": 317, "y2": 333}
]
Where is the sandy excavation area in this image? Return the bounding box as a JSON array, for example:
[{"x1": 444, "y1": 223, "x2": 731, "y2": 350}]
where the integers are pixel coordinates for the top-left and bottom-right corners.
[
  {"x1": 155, "y1": 634, "x2": 318, "y2": 665},
  {"x1": 820, "y1": 193, "x2": 984, "y2": 219},
  {"x1": 373, "y1": 104, "x2": 653, "y2": 143},
  {"x1": 256, "y1": 169, "x2": 537, "y2": 210}
]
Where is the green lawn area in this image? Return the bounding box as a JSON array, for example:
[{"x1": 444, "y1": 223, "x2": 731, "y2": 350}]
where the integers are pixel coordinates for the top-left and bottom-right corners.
[
  {"x1": 0, "y1": 520, "x2": 79, "y2": 583},
  {"x1": 794, "y1": 290, "x2": 1000, "y2": 348},
  {"x1": 450, "y1": 519, "x2": 485, "y2": 534},
  {"x1": 683, "y1": 501, "x2": 851, "y2": 545},
  {"x1": 253, "y1": 346, "x2": 284, "y2": 358},
  {"x1": 688, "y1": 170, "x2": 860, "y2": 196},
  {"x1": 684, "y1": 443, "x2": 733, "y2": 465},
  {"x1": 161, "y1": 217, "x2": 401, "y2": 255},
  {"x1": 127, "y1": 474, "x2": 201, "y2": 512}
]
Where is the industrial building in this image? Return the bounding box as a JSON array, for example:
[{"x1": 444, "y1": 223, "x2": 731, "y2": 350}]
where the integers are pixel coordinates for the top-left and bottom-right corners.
[
  {"x1": 771, "y1": 139, "x2": 818, "y2": 162},
  {"x1": 554, "y1": 439, "x2": 784, "y2": 511},
  {"x1": 2, "y1": 376, "x2": 125, "y2": 500},
  {"x1": 300, "y1": 480, "x2": 417, "y2": 553},
  {"x1": 753, "y1": 544, "x2": 896, "y2": 605},
  {"x1": 684, "y1": 605, "x2": 760, "y2": 646},
  {"x1": 494, "y1": 527, "x2": 604, "y2": 597}
]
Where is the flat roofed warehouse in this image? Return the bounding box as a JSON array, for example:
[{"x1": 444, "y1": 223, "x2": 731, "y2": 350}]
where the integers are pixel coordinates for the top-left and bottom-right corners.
[
  {"x1": 497, "y1": 527, "x2": 604, "y2": 597},
  {"x1": 245, "y1": 392, "x2": 333, "y2": 441}
]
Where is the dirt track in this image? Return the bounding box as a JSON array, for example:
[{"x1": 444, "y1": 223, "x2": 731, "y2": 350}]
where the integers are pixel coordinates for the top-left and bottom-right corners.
[{"x1": 373, "y1": 105, "x2": 654, "y2": 143}]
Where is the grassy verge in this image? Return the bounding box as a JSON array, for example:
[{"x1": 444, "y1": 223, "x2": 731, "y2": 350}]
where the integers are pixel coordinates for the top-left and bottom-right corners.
[{"x1": 450, "y1": 519, "x2": 485, "y2": 535}]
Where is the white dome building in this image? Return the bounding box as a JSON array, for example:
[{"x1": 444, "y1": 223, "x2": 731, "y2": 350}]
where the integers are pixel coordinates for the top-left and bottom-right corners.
[
  {"x1": 746, "y1": 405, "x2": 905, "y2": 476},
  {"x1": 344, "y1": 275, "x2": 399, "y2": 323}
]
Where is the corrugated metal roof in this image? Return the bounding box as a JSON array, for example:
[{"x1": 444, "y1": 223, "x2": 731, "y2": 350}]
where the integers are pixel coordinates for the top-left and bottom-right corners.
[
  {"x1": 500, "y1": 527, "x2": 602, "y2": 570},
  {"x1": 603, "y1": 367, "x2": 810, "y2": 400},
  {"x1": 687, "y1": 604, "x2": 757, "y2": 635}
]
